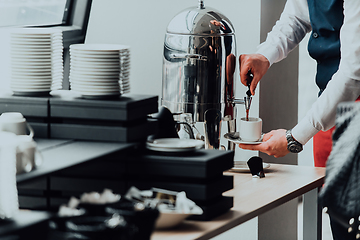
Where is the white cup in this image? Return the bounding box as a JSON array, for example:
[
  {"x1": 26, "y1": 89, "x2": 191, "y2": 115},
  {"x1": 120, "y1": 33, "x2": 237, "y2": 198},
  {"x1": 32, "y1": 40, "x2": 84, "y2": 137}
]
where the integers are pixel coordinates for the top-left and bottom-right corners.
[
  {"x1": 0, "y1": 112, "x2": 34, "y2": 137},
  {"x1": 239, "y1": 117, "x2": 262, "y2": 142},
  {"x1": 16, "y1": 136, "x2": 36, "y2": 174},
  {"x1": 0, "y1": 131, "x2": 19, "y2": 218}
]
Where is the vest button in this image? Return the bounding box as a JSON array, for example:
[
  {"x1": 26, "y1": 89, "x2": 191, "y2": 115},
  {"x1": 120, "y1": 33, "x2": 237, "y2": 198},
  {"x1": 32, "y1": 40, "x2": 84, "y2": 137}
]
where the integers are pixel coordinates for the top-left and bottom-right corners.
[{"x1": 313, "y1": 32, "x2": 319, "y2": 38}]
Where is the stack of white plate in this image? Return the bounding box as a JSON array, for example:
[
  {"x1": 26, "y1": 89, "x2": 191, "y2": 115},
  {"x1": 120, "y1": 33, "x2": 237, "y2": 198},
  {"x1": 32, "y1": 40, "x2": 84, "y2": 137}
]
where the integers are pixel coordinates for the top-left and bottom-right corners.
[
  {"x1": 10, "y1": 28, "x2": 63, "y2": 96},
  {"x1": 69, "y1": 44, "x2": 130, "y2": 99}
]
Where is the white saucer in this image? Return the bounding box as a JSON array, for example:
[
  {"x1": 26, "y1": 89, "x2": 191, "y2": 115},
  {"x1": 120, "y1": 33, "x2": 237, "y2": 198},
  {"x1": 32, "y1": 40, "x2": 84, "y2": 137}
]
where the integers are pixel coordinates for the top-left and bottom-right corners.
[
  {"x1": 146, "y1": 138, "x2": 204, "y2": 152},
  {"x1": 224, "y1": 132, "x2": 263, "y2": 145}
]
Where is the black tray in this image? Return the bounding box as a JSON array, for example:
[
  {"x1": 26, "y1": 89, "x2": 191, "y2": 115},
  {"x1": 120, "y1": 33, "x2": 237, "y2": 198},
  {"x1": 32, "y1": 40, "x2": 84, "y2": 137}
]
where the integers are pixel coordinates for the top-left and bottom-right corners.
[
  {"x1": 127, "y1": 149, "x2": 234, "y2": 179},
  {"x1": 0, "y1": 92, "x2": 49, "y2": 117},
  {"x1": 127, "y1": 175, "x2": 233, "y2": 201},
  {"x1": 50, "y1": 91, "x2": 158, "y2": 122},
  {"x1": 50, "y1": 119, "x2": 158, "y2": 142}
]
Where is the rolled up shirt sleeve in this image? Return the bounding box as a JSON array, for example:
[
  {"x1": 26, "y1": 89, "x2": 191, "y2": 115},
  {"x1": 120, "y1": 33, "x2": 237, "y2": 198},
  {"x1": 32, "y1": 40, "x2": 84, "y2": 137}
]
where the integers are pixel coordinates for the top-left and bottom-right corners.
[
  {"x1": 292, "y1": 74, "x2": 360, "y2": 145},
  {"x1": 256, "y1": 0, "x2": 311, "y2": 66},
  {"x1": 292, "y1": 0, "x2": 360, "y2": 145}
]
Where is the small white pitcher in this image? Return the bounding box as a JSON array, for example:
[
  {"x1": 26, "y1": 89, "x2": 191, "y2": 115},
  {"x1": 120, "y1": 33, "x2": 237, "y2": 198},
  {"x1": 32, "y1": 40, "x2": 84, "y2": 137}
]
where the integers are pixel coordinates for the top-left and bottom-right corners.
[{"x1": 0, "y1": 112, "x2": 34, "y2": 137}]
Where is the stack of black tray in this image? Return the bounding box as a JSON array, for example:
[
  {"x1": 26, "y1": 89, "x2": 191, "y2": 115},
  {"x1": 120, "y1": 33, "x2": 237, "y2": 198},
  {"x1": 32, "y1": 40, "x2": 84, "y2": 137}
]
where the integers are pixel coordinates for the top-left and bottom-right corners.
[
  {"x1": 126, "y1": 149, "x2": 234, "y2": 220},
  {"x1": 0, "y1": 91, "x2": 159, "y2": 142},
  {"x1": 49, "y1": 91, "x2": 158, "y2": 142}
]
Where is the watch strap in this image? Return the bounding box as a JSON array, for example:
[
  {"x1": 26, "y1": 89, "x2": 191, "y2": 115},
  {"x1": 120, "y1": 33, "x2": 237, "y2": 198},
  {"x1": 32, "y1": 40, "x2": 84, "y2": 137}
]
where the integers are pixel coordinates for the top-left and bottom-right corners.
[{"x1": 286, "y1": 129, "x2": 303, "y2": 153}]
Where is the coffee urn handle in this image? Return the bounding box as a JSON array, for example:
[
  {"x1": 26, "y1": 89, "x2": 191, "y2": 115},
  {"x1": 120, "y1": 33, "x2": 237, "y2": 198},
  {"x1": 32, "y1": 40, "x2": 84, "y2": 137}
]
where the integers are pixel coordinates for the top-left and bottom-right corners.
[
  {"x1": 229, "y1": 97, "x2": 245, "y2": 105},
  {"x1": 170, "y1": 53, "x2": 207, "y2": 61}
]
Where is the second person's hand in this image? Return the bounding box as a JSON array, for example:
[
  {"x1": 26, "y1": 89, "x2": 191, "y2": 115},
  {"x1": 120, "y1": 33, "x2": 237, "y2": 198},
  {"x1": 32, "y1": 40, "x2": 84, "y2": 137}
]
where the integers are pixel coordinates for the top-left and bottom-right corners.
[
  {"x1": 238, "y1": 129, "x2": 289, "y2": 158},
  {"x1": 239, "y1": 54, "x2": 270, "y2": 95}
]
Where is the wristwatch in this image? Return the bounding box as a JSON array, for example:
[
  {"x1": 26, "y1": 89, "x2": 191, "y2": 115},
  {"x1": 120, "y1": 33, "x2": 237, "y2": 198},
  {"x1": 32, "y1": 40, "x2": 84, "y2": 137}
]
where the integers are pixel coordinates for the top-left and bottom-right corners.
[{"x1": 286, "y1": 130, "x2": 303, "y2": 153}]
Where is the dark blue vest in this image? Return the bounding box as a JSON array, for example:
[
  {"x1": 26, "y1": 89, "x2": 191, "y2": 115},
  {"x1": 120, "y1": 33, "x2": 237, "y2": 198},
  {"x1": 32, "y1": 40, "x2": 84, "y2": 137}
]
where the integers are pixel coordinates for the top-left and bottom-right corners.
[{"x1": 307, "y1": 0, "x2": 344, "y2": 95}]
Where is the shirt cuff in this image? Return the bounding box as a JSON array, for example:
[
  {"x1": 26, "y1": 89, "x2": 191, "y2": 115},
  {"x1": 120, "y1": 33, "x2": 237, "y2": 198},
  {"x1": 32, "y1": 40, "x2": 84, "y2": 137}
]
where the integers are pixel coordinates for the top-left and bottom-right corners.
[
  {"x1": 291, "y1": 119, "x2": 320, "y2": 145},
  {"x1": 256, "y1": 43, "x2": 280, "y2": 67}
]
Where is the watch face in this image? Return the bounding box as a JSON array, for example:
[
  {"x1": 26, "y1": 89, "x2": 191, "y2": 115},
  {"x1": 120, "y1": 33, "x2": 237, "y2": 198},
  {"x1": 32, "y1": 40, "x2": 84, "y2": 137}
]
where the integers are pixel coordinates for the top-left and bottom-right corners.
[{"x1": 289, "y1": 143, "x2": 303, "y2": 153}]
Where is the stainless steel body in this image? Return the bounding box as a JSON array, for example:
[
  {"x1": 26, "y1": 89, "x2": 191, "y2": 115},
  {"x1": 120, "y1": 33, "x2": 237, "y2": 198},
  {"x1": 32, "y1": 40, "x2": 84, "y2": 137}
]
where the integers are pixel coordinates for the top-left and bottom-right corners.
[{"x1": 162, "y1": 1, "x2": 241, "y2": 149}]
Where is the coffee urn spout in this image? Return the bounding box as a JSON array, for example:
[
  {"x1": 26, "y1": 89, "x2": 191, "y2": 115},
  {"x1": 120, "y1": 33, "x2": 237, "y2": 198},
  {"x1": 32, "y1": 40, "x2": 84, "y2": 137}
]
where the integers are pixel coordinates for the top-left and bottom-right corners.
[{"x1": 198, "y1": 0, "x2": 205, "y2": 9}]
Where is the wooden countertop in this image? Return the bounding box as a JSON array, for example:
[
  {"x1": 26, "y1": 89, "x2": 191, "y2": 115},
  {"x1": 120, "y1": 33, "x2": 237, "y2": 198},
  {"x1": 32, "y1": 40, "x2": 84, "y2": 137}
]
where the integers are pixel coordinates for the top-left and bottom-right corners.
[{"x1": 151, "y1": 164, "x2": 325, "y2": 240}]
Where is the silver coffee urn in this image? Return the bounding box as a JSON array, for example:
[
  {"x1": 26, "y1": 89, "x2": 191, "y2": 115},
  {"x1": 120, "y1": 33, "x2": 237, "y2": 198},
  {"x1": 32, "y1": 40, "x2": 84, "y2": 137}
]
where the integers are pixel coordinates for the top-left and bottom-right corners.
[{"x1": 162, "y1": 0, "x2": 244, "y2": 150}]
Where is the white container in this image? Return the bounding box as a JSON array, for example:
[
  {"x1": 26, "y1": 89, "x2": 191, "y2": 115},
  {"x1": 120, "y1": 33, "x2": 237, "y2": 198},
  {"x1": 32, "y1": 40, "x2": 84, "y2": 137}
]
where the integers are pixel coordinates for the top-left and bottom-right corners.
[
  {"x1": 0, "y1": 112, "x2": 34, "y2": 137},
  {"x1": 0, "y1": 132, "x2": 19, "y2": 219}
]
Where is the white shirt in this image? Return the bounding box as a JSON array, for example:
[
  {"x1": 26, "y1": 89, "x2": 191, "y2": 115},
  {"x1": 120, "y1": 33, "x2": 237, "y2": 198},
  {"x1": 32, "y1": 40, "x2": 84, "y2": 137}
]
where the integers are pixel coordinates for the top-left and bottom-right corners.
[{"x1": 256, "y1": 0, "x2": 360, "y2": 145}]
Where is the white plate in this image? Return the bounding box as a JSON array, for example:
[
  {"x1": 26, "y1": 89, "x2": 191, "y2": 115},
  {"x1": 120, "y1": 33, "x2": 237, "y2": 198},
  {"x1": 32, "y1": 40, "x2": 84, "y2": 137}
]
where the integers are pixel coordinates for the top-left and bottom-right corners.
[
  {"x1": 70, "y1": 53, "x2": 120, "y2": 60},
  {"x1": 70, "y1": 59, "x2": 120, "y2": 65},
  {"x1": 70, "y1": 57, "x2": 119, "y2": 62},
  {"x1": 11, "y1": 38, "x2": 53, "y2": 43},
  {"x1": 230, "y1": 161, "x2": 271, "y2": 173},
  {"x1": 71, "y1": 63, "x2": 120, "y2": 70},
  {"x1": 70, "y1": 56, "x2": 120, "y2": 63},
  {"x1": 70, "y1": 65, "x2": 120, "y2": 71},
  {"x1": 11, "y1": 82, "x2": 52, "y2": 87},
  {"x1": 12, "y1": 70, "x2": 62, "y2": 76},
  {"x1": 10, "y1": 36, "x2": 62, "y2": 42},
  {"x1": 11, "y1": 41, "x2": 62, "y2": 45},
  {"x1": 11, "y1": 48, "x2": 53, "y2": 53},
  {"x1": 70, "y1": 79, "x2": 119, "y2": 85},
  {"x1": 10, "y1": 27, "x2": 61, "y2": 34},
  {"x1": 11, "y1": 49, "x2": 62, "y2": 54},
  {"x1": 70, "y1": 78, "x2": 119, "y2": 83},
  {"x1": 14, "y1": 66, "x2": 63, "y2": 71},
  {"x1": 12, "y1": 58, "x2": 63, "y2": 63},
  {"x1": 11, "y1": 41, "x2": 52, "y2": 45},
  {"x1": 71, "y1": 90, "x2": 120, "y2": 97},
  {"x1": 224, "y1": 132, "x2": 264, "y2": 145},
  {"x1": 70, "y1": 51, "x2": 120, "y2": 56},
  {"x1": 70, "y1": 43, "x2": 130, "y2": 52},
  {"x1": 71, "y1": 88, "x2": 120, "y2": 94},
  {"x1": 11, "y1": 87, "x2": 51, "y2": 92},
  {"x1": 70, "y1": 87, "x2": 119, "y2": 93},
  {"x1": 11, "y1": 54, "x2": 52, "y2": 59},
  {"x1": 70, "y1": 49, "x2": 120, "y2": 55},
  {"x1": 11, "y1": 78, "x2": 53, "y2": 83},
  {"x1": 70, "y1": 74, "x2": 119, "y2": 80},
  {"x1": 70, "y1": 68, "x2": 120, "y2": 75},
  {"x1": 12, "y1": 65, "x2": 61, "y2": 71},
  {"x1": 70, "y1": 84, "x2": 119, "y2": 90},
  {"x1": 146, "y1": 138, "x2": 204, "y2": 152},
  {"x1": 11, "y1": 74, "x2": 62, "y2": 79},
  {"x1": 12, "y1": 46, "x2": 53, "y2": 50},
  {"x1": 11, "y1": 85, "x2": 52, "y2": 90}
]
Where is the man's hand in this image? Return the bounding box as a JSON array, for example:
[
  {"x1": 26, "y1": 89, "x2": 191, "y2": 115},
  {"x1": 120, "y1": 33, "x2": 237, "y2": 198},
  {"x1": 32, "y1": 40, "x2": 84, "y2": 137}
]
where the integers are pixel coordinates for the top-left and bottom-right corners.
[
  {"x1": 239, "y1": 54, "x2": 270, "y2": 95},
  {"x1": 238, "y1": 129, "x2": 290, "y2": 158}
]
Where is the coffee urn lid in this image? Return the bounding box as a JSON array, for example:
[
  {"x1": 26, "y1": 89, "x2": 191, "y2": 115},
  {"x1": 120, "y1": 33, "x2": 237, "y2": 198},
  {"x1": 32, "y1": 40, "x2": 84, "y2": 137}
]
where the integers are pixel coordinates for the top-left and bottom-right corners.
[{"x1": 166, "y1": 0, "x2": 235, "y2": 36}]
